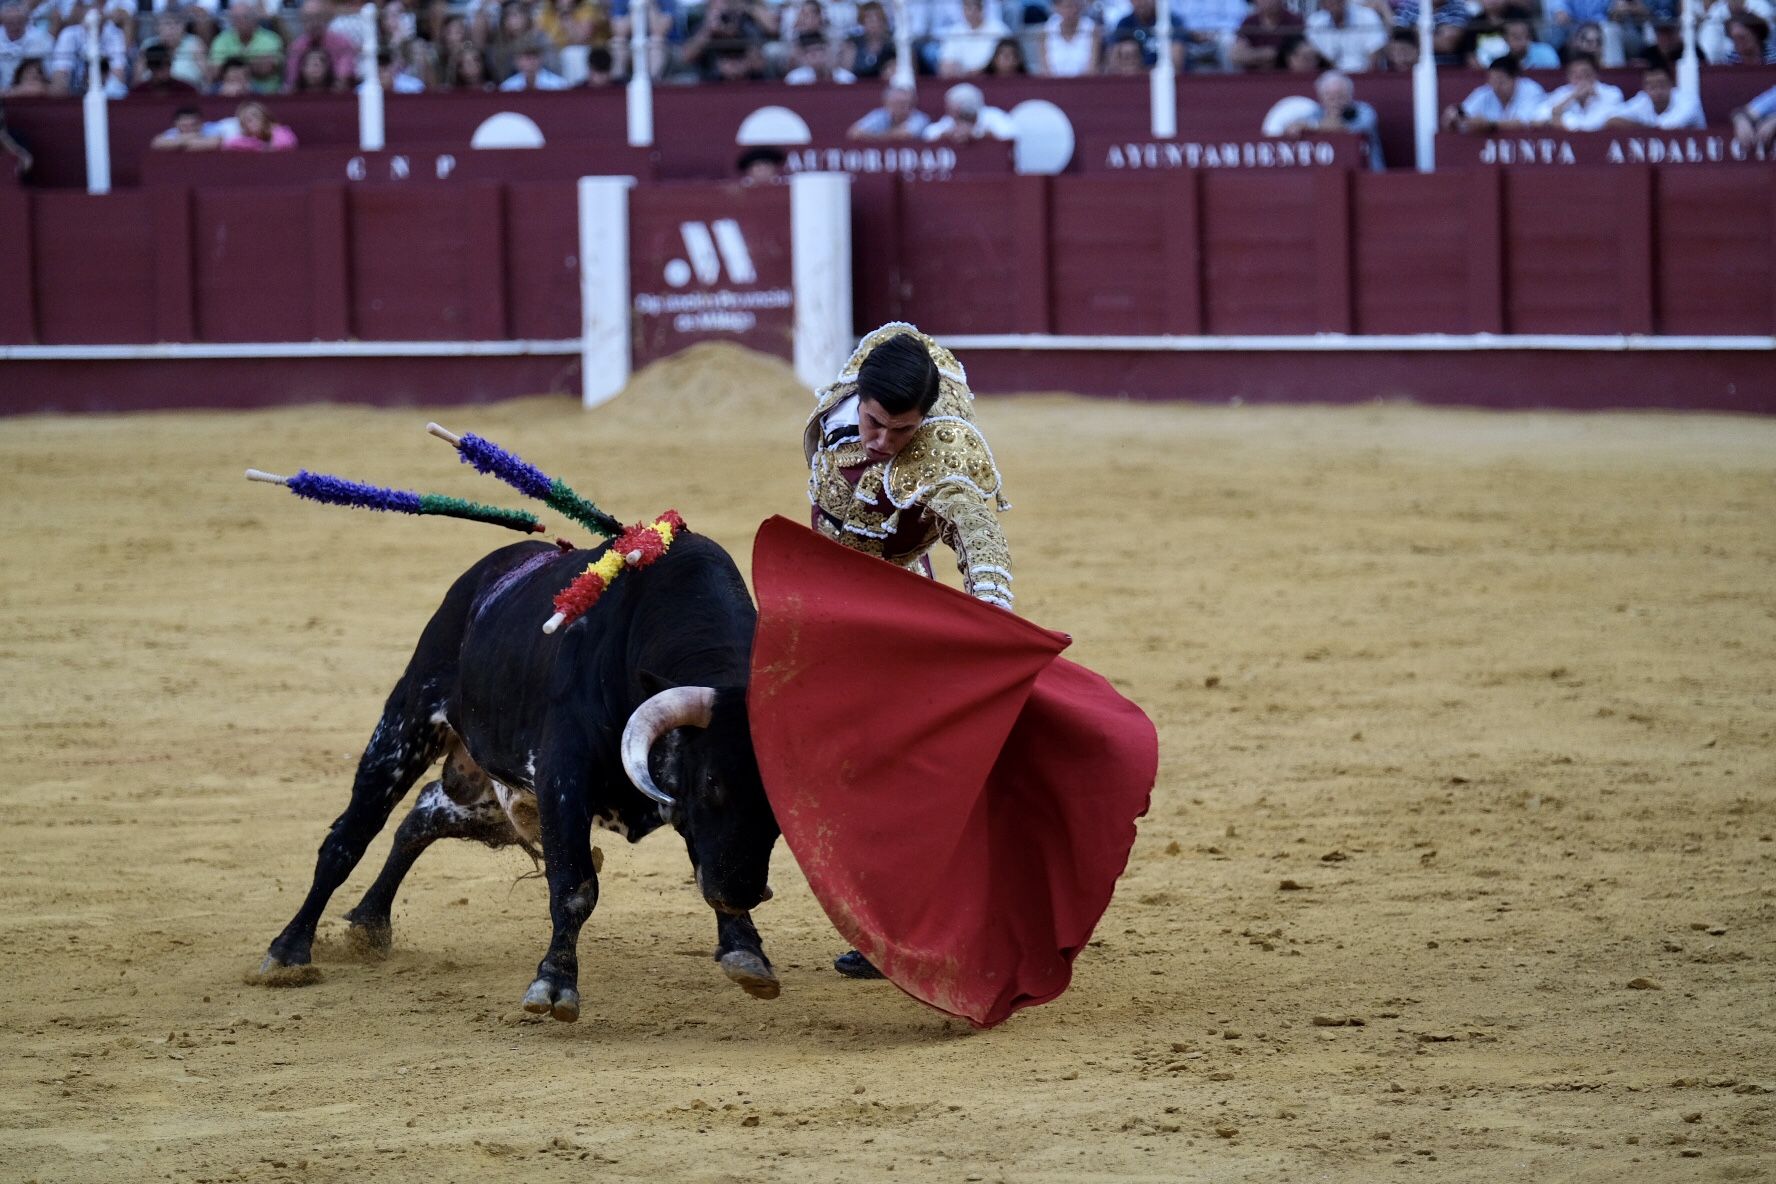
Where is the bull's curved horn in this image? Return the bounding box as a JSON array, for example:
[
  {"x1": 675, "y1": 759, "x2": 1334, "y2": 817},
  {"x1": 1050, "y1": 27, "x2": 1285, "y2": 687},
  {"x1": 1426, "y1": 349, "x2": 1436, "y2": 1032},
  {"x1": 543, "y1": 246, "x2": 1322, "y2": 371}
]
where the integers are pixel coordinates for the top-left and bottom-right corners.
[{"x1": 620, "y1": 686, "x2": 715, "y2": 809}]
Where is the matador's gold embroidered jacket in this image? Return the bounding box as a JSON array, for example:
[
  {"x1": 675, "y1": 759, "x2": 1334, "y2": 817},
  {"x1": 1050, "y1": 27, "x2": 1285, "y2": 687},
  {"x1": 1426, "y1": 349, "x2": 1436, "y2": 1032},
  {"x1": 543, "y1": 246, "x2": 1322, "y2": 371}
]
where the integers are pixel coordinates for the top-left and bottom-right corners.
[{"x1": 803, "y1": 323, "x2": 1014, "y2": 610}]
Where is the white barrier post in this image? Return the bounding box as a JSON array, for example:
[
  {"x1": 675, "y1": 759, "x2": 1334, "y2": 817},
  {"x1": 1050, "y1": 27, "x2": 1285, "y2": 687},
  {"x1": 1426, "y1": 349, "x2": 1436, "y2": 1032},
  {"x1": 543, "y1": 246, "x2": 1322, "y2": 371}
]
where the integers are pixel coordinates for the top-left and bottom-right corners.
[
  {"x1": 790, "y1": 171, "x2": 853, "y2": 392},
  {"x1": 358, "y1": 3, "x2": 385, "y2": 152},
  {"x1": 627, "y1": 0, "x2": 654, "y2": 146},
  {"x1": 1150, "y1": 0, "x2": 1177, "y2": 139},
  {"x1": 81, "y1": 9, "x2": 110, "y2": 195},
  {"x1": 1412, "y1": 0, "x2": 1436, "y2": 172},
  {"x1": 1677, "y1": 0, "x2": 1700, "y2": 101},
  {"x1": 579, "y1": 176, "x2": 636, "y2": 407},
  {"x1": 891, "y1": 0, "x2": 914, "y2": 90}
]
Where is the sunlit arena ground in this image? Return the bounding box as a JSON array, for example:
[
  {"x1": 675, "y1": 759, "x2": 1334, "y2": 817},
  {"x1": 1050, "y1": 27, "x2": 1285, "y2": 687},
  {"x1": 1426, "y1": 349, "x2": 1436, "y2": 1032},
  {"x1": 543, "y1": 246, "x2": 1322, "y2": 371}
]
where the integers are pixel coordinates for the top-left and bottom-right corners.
[{"x1": 1, "y1": 345, "x2": 1772, "y2": 1184}]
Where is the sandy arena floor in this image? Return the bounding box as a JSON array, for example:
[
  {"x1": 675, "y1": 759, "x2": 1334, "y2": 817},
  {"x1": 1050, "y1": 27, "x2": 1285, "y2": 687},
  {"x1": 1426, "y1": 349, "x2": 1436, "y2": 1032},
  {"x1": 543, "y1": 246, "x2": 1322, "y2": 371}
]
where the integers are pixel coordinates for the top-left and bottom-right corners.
[{"x1": 1, "y1": 345, "x2": 1772, "y2": 1183}]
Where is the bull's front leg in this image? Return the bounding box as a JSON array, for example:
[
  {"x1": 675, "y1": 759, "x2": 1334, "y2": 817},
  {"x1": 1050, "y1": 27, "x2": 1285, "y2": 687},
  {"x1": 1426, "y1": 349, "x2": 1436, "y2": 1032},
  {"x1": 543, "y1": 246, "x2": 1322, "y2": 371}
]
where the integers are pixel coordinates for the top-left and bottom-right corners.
[
  {"x1": 523, "y1": 771, "x2": 599, "y2": 1023},
  {"x1": 714, "y1": 912, "x2": 780, "y2": 1000}
]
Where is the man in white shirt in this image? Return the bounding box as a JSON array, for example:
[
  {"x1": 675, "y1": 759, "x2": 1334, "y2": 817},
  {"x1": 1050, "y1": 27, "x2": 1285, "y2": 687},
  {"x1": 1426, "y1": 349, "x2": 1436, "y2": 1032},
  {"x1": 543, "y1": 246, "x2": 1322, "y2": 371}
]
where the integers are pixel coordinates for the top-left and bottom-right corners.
[
  {"x1": 923, "y1": 81, "x2": 1014, "y2": 140},
  {"x1": 1442, "y1": 55, "x2": 1548, "y2": 132},
  {"x1": 0, "y1": 0, "x2": 52, "y2": 90},
  {"x1": 1605, "y1": 58, "x2": 1705, "y2": 129},
  {"x1": 1306, "y1": 0, "x2": 1386, "y2": 72},
  {"x1": 936, "y1": 0, "x2": 1008, "y2": 76},
  {"x1": 47, "y1": 8, "x2": 126, "y2": 95},
  {"x1": 1537, "y1": 53, "x2": 1625, "y2": 130}
]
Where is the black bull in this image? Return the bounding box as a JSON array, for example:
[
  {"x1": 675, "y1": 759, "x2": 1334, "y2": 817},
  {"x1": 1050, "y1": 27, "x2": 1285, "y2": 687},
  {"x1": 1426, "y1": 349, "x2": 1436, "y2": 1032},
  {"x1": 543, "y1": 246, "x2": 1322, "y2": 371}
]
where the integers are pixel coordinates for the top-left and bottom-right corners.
[{"x1": 259, "y1": 532, "x2": 783, "y2": 1020}]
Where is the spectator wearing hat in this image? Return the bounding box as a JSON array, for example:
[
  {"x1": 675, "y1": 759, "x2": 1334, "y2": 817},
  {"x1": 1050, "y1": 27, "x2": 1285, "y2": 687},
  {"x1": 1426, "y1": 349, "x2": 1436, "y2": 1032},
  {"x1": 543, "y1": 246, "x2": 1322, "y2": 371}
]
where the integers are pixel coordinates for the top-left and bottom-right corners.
[
  {"x1": 1606, "y1": 56, "x2": 1705, "y2": 126},
  {"x1": 785, "y1": 29, "x2": 856, "y2": 81},
  {"x1": 848, "y1": 81, "x2": 932, "y2": 138},
  {"x1": 499, "y1": 35, "x2": 571, "y2": 87},
  {"x1": 922, "y1": 81, "x2": 1014, "y2": 140},
  {"x1": 1442, "y1": 53, "x2": 1547, "y2": 131}
]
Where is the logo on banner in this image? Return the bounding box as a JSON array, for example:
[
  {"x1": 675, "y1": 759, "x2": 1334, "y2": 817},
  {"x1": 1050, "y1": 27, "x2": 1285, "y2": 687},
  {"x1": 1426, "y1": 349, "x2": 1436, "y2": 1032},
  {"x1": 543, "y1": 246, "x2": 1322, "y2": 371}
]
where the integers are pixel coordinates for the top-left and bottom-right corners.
[{"x1": 636, "y1": 220, "x2": 791, "y2": 336}]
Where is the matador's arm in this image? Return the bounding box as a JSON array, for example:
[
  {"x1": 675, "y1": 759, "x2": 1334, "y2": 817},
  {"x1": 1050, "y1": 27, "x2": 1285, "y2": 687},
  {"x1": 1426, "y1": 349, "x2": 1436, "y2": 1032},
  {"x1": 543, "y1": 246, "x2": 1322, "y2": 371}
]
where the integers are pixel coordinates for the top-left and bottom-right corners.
[{"x1": 927, "y1": 483, "x2": 1014, "y2": 610}]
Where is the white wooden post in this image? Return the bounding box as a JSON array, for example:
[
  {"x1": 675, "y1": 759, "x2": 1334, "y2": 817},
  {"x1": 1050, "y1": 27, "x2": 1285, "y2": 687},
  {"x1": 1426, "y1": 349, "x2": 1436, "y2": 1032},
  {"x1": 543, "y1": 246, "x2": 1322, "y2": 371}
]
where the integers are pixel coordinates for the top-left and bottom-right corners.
[
  {"x1": 891, "y1": 0, "x2": 914, "y2": 89},
  {"x1": 1677, "y1": 0, "x2": 1700, "y2": 100},
  {"x1": 82, "y1": 9, "x2": 110, "y2": 194},
  {"x1": 358, "y1": 3, "x2": 385, "y2": 152},
  {"x1": 627, "y1": 0, "x2": 654, "y2": 146},
  {"x1": 1150, "y1": 0, "x2": 1176, "y2": 139},
  {"x1": 790, "y1": 171, "x2": 853, "y2": 392},
  {"x1": 1412, "y1": 0, "x2": 1436, "y2": 172},
  {"x1": 579, "y1": 176, "x2": 637, "y2": 407}
]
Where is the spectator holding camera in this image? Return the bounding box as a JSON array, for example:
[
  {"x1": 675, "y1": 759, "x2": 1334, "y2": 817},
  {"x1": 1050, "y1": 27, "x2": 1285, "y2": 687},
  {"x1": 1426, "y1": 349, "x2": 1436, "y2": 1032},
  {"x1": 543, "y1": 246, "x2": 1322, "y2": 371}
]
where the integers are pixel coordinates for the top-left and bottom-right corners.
[{"x1": 1272, "y1": 69, "x2": 1386, "y2": 168}]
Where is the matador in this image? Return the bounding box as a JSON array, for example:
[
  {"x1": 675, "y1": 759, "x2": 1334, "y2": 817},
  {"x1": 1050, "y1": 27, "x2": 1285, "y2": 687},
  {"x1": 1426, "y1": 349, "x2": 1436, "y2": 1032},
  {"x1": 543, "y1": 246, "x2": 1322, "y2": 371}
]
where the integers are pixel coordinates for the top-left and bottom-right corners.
[{"x1": 804, "y1": 322, "x2": 1014, "y2": 611}]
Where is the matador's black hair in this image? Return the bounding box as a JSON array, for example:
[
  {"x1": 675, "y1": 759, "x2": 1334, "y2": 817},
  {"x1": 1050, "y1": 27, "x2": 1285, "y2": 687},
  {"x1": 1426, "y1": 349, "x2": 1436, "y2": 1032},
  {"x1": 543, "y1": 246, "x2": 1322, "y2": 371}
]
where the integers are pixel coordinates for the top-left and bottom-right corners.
[{"x1": 856, "y1": 333, "x2": 941, "y2": 417}]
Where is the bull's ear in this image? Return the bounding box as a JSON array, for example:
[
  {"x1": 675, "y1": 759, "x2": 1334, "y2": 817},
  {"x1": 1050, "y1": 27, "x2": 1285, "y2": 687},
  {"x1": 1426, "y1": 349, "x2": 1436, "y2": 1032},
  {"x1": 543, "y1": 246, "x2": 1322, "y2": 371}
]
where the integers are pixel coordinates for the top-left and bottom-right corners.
[{"x1": 637, "y1": 669, "x2": 677, "y2": 698}]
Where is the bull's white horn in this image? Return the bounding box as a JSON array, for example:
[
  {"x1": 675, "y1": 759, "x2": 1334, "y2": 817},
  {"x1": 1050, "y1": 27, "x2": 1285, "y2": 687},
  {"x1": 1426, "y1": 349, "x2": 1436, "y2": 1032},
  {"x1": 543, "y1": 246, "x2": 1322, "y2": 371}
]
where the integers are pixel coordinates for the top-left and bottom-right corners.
[{"x1": 620, "y1": 686, "x2": 715, "y2": 809}]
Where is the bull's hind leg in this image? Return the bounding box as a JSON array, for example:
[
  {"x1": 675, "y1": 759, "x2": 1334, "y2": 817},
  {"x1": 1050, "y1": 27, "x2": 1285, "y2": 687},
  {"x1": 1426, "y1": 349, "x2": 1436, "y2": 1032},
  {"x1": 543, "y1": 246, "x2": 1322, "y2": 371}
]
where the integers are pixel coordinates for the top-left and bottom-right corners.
[
  {"x1": 714, "y1": 912, "x2": 780, "y2": 1000},
  {"x1": 342, "y1": 740, "x2": 531, "y2": 956},
  {"x1": 259, "y1": 686, "x2": 448, "y2": 978}
]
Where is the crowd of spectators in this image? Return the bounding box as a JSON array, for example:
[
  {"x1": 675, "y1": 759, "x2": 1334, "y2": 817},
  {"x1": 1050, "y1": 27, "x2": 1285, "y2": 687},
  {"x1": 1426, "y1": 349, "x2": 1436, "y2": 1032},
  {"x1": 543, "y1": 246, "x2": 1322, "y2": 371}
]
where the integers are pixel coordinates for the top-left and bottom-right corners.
[{"x1": 4, "y1": 0, "x2": 1776, "y2": 103}]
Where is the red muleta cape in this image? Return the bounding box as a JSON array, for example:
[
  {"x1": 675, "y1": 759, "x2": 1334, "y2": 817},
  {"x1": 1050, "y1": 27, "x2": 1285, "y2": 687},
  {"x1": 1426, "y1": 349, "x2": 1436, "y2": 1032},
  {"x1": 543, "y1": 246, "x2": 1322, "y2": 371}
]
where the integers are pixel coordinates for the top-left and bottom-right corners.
[{"x1": 748, "y1": 516, "x2": 1158, "y2": 1028}]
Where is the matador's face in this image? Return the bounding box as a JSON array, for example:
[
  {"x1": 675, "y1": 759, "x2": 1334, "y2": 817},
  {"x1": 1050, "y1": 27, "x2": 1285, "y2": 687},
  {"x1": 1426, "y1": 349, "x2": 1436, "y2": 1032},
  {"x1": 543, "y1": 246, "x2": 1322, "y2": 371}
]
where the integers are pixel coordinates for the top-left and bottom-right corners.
[{"x1": 858, "y1": 397, "x2": 924, "y2": 464}]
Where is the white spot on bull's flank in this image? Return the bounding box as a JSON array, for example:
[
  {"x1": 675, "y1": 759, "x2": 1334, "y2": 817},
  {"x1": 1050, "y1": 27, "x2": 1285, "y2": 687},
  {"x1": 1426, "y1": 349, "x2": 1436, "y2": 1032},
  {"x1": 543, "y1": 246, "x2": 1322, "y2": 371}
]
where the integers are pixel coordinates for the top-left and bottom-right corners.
[{"x1": 429, "y1": 707, "x2": 449, "y2": 725}]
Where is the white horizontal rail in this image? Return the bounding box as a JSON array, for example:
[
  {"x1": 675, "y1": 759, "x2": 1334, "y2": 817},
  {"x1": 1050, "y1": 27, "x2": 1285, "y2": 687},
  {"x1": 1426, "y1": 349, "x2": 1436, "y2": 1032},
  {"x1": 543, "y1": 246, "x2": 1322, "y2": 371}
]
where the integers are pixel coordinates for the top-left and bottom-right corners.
[
  {"x1": 939, "y1": 334, "x2": 1776, "y2": 353},
  {"x1": 0, "y1": 339, "x2": 580, "y2": 361}
]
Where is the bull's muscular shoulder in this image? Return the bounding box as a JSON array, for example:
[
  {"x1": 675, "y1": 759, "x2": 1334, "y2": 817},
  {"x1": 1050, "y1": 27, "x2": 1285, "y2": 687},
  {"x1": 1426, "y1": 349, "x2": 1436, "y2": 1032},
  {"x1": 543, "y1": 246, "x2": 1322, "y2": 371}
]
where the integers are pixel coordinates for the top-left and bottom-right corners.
[{"x1": 884, "y1": 416, "x2": 1002, "y2": 510}]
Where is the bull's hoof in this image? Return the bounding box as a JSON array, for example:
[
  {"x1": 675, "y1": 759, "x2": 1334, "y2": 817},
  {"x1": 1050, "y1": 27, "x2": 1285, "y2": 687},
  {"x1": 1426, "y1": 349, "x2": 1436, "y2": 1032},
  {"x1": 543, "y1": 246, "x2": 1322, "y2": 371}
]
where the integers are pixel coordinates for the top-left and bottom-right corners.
[
  {"x1": 522, "y1": 977, "x2": 580, "y2": 1022},
  {"x1": 720, "y1": 950, "x2": 781, "y2": 1000},
  {"x1": 248, "y1": 955, "x2": 322, "y2": 988}
]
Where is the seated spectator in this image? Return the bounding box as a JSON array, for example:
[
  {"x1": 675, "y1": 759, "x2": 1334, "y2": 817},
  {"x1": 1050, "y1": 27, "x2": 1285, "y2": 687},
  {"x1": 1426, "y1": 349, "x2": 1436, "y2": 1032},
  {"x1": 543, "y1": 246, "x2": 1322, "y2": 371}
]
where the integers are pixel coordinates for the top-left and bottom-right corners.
[
  {"x1": 1725, "y1": 13, "x2": 1776, "y2": 61},
  {"x1": 1441, "y1": 53, "x2": 1547, "y2": 131},
  {"x1": 1380, "y1": 26, "x2": 1419, "y2": 70},
  {"x1": 209, "y1": 4, "x2": 284, "y2": 93},
  {"x1": 1537, "y1": 52, "x2": 1625, "y2": 127},
  {"x1": 1476, "y1": 10, "x2": 1562, "y2": 68},
  {"x1": 785, "y1": 29, "x2": 856, "y2": 80},
  {"x1": 1, "y1": 0, "x2": 53, "y2": 92},
  {"x1": 378, "y1": 46, "x2": 426, "y2": 92},
  {"x1": 150, "y1": 10, "x2": 210, "y2": 90},
  {"x1": 47, "y1": 6, "x2": 127, "y2": 96},
  {"x1": 1729, "y1": 81, "x2": 1776, "y2": 147},
  {"x1": 291, "y1": 45, "x2": 340, "y2": 92},
  {"x1": 214, "y1": 57, "x2": 253, "y2": 97},
  {"x1": 1104, "y1": 31, "x2": 1148, "y2": 72},
  {"x1": 842, "y1": 1, "x2": 895, "y2": 79},
  {"x1": 442, "y1": 44, "x2": 496, "y2": 89},
  {"x1": 132, "y1": 42, "x2": 199, "y2": 95},
  {"x1": 1606, "y1": 55, "x2": 1705, "y2": 126},
  {"x1": 737, "y1": 144, "x2": 785, "y2": 182},
  {"x1": 686, "y1": 0, "x2": 771, "y2": 80},
  {"x1": 499, "y1": 36, "x2": 571, "y2": 88},
  {"x1": 222, "y1": 101, "x2": 297, "y2": 151},
  {"x1": 936, "y1": 0, "x2": 1009, "y2": 77},
  {"x1": 849, "y1": 81, "x2": 932, "y2": 137},
  {"x1": 1307, "y1": 0, "x2": 1387, "y2": 71},
  {"x1": 1176, "y1": 0, "x2": 1248, "y2": 69},
  {"x1": 538, "y1": 0, "x2": 612, "y2": 53},
  {"x1": 1698, "y1": 0, "x2": 1773, "y2": 63},
  {"x1": 1562, "y1": 20, "x2": 1617, "y2": 64},
  {"x1": 1272, "y1": 68, "x2": 1385, "y2": 168},
  {"x1": 1275, "y1": 32, "x2": 1329, "y2": 72},
  {"x1": 1037, "y1": 0, "x2": 1099, "y2": 76},
  {"x1": 488, "y1": 0, "x2": 543, "y2": 79},
  {"x1": 1392, "y1": 0, "x2": 1470, "y2": 64},
  {"x1": 923, "y1": 81, "x2": 1014, "y2": 140},
  {"x1": 6, "y1": 55, "x2": 47, "y2": 94},
  {"x1": 775, "y1": 0, "x2": 827, "y2": 72},
  {"x1": 974, "y1": 36, "x2": 1020, "y2": 73},
  {"x1": 151, "y1": 105, "x2": 221, "y2": 150},
  {"x1": 286, "y1": 0, "x2": 359, "y2": 92},
  {"x1": 1233, "y1": 0, "x2": 1305, "y2": 72}
]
